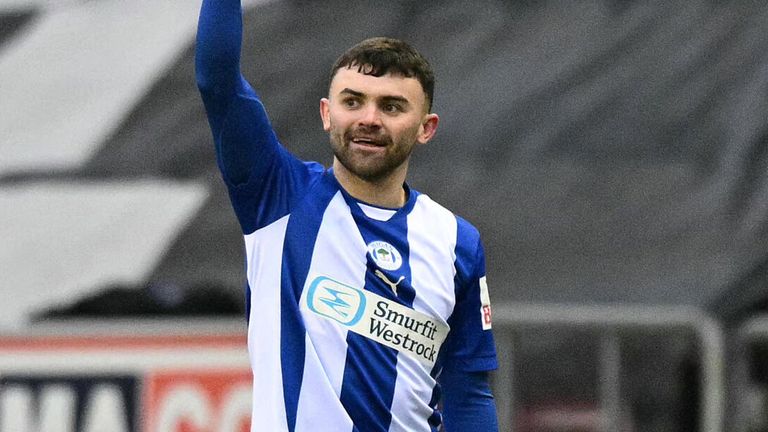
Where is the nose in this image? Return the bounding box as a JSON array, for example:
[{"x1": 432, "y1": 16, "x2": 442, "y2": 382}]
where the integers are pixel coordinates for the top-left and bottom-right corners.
[{"x1": 358, "y1": 103, "x2": 382, "y2": 128}]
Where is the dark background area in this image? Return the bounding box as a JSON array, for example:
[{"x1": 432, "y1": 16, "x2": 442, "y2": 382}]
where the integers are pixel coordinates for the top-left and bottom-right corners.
[{"x1": 4, "y1": 1, "x2": 768, "y2": 323}]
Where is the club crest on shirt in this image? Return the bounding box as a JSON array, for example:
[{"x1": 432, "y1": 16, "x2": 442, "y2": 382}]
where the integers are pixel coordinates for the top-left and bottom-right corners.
[{"x1": 367, "y1": 241, "x2": 402, "y2": 271}]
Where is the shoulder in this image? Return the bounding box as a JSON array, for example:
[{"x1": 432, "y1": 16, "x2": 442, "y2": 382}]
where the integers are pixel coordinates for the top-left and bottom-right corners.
[
  {"x1": 412, "y1": 192, "x2": 454, "y2": 220},
  {"x1": 411, "y1": 193, "x2": 483, "y2": 279},
  {"x1": 455, "y1": 214, "x2": 481, "y2": 249},
  {"x1": 413, "y1": 192, "x2": 481, "y2": 247}
]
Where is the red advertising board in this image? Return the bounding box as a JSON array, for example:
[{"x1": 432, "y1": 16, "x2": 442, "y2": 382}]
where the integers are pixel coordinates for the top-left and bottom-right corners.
[
  {"x1": 0, "y1": 322, "x2": 251, "y2": 432},
  {"x1": 143, "y1": 370, "x2": 251, "y2": 432}
]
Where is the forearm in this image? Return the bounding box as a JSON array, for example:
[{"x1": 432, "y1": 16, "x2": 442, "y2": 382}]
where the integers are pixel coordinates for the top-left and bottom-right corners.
[
  {"x1": 195, "y1": 0, "x2": 280, "y2": 188},
  {"x1": 441, "y1": 369, "x2": 499, "y2": 432},
  {"x1": 195, "y1": 0, "x2": 243, "y2": 101}
]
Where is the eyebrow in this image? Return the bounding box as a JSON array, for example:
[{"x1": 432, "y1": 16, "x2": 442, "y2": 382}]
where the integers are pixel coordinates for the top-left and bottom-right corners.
[
  {"x1": 340, "y1": 88, "x2": 364, "y2": 98},
  {"x1": 339, "y1": 88, "x2": 411, "y2": 105}
]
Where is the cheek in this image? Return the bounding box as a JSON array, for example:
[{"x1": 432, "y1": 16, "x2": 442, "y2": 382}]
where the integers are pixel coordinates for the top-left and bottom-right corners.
[
  {"x1": 327, "y1": 116, "x2": 348, "y2": 143},
  {"x1": 327, "y1": 110, "x2": 352, "y2": 131},
  {"x1": 398, "y1": 120, "x2": 423, "y2": 141}
]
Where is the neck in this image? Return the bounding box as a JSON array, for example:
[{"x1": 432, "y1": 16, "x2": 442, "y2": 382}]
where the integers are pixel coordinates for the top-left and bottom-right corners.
[{"x1": 332, "y1": 159, "x2": 408, "y2": 208}]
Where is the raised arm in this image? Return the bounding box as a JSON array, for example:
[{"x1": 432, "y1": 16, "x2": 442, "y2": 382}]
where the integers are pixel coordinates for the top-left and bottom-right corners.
[
  {"x1": 195, "y1": 0, "x2": 325, "y2": 234},
  {"x1": 195, "y1": 0, "x2": 279, "y2": 188},
  {"x1": 195, "y1": 0, "x2": 242, "y2": 113}
]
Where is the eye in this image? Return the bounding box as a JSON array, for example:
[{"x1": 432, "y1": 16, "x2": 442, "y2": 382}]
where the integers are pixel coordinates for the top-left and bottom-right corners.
[
  {"x1": 383, "y1": 103, "x2": 402, "y2": 113},
  {"x1": 343, "y1": 98, "x2": 360, "y2": 109}
]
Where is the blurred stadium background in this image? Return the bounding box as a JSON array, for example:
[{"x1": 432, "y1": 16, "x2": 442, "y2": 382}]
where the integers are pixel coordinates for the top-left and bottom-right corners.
[{"x1": 1, "y1": 0, "x2": 768, "y2": 430}]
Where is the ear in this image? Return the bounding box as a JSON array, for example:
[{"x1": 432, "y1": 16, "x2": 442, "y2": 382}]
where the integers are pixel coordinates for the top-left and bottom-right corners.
[
  {"x1": 417, "y1": 113, "x2": 439, "y2": 144},
  {"x1": 320, "y1": 98, "x2": 331, "y2": 131}
]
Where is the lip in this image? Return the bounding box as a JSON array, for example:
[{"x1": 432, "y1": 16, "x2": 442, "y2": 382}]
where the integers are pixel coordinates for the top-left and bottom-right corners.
[{"x1": 350, "y1": 137, "x2": 386, "y2": 149}]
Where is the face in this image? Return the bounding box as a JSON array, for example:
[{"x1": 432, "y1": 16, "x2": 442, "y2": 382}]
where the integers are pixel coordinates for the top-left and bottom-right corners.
[{"x1": 320, "y1": 67, "x2": 439, "y2": 183}]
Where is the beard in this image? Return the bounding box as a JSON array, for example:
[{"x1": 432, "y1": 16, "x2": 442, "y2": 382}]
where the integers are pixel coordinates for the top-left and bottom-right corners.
[{"x1": 329, "y1": 124, "x2": 416, "y2": 183}]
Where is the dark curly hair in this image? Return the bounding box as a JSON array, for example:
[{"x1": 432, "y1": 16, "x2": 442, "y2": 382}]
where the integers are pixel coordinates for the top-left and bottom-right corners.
[{"x1": 330, "y1": 37, "x2": 435, "y2": 112}]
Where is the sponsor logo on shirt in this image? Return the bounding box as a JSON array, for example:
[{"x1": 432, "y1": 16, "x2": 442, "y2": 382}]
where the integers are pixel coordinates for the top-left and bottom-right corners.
[
  {"x1": 367, "y1": 241, "x2": 402, "y2": 271},
  {"x1": 305, "y1": 275, "x2": 449, "y2": 366},
  {"x1": 374, "y1": 269, "x2": 405, "y2": 296},
  {"x1": 306, "y1": 276, "x2": 367, "y2": 326},
  {"x1": 479, "y1": 276, "x2": 493, "y2": 330}
]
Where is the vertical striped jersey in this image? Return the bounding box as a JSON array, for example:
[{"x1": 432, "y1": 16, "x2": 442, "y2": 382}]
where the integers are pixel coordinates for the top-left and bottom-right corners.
[
  {"x1": 234, "y1": 150, "x2": 496, "y2": 431},
  {"x1": 194, "y1": 1, "x2": 497, "y2": 430}
]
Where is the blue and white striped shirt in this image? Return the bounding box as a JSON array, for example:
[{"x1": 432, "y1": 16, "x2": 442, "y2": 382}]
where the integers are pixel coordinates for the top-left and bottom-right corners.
[{"x1": 195, "y1": 1, "x2": 497, "y2": 430}]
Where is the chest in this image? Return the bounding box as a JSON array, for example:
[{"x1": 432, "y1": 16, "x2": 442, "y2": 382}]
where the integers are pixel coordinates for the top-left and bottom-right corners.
[{"x1": 296, "y1": 194, "x2": 458, "y2": 324}]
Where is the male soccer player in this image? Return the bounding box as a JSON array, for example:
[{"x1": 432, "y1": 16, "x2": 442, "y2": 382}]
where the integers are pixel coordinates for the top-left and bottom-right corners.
[{"x1": 196, "y1": 1, "x2": 498, "y2": 430}]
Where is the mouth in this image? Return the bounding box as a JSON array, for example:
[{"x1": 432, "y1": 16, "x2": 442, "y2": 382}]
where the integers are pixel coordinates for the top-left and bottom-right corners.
[{"x1": 349, "y1": 135, "x2": 387, "y2": 148}]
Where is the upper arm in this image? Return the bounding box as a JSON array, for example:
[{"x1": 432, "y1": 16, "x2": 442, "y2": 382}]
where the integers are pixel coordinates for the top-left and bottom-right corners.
[
  {"x1": 440, "y1": 219, "x2": 498, "y2": 372},
  {"x1": 210, "y1": 84, "x2": 326, "y2": 235}
]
